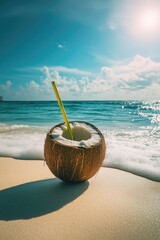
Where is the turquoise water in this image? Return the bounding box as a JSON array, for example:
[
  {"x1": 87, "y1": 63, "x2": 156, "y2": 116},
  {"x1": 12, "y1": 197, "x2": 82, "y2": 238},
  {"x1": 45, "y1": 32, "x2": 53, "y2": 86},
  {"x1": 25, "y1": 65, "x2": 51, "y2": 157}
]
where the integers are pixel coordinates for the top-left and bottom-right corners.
[{"x1": 0, "y1": 100, "x2": 160, "y2": 181}]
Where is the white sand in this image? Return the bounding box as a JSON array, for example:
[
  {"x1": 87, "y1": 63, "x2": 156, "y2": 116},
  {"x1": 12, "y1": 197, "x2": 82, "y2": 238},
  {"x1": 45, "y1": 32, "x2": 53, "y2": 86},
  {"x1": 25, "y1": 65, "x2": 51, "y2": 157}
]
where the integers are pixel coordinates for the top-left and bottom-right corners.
[{"x1": 0, "y1": 157, "x2": 160, "y2": 240}]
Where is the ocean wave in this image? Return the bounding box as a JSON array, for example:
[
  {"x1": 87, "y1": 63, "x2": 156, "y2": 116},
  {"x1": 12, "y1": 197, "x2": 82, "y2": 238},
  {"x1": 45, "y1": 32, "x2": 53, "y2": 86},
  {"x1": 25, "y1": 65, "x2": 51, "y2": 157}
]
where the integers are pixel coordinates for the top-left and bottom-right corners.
[
  {"x1": 138, "y1": 112, "x2": 160, "y2": 125},
  {"x1": 140, "y1": 100, "x2": 160, "y2": 111},
  {"x1": 0, "y1": 123, "x2": 159, "y2": 181},
  {"x1": 0, "y1": 123, "x2": 47, "y2": 134},
  {"x1": 122, "y1": 100, "x2": 160, "y2": 111},
  {"x1": 103, "y1": 127, "x2": 160, "y2": 181},
  {"x1": 0, "y1": 124, "x2": 47, "y2": 160}
]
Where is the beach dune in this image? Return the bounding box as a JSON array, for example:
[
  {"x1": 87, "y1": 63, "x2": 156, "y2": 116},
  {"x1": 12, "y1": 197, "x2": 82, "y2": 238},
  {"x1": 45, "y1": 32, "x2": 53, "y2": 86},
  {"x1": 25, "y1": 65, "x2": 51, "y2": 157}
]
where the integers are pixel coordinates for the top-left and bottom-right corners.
[{"x1": 0, "y1": 157, "x2": 160, "y2": 240}]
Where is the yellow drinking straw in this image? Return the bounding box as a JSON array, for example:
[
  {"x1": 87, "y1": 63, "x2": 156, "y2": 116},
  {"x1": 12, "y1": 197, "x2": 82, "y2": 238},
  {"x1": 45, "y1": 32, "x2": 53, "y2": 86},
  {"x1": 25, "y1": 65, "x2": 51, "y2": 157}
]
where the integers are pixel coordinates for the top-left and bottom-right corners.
[{"x1": 51, "y1": 81, "x2": 74, "y2": 140}]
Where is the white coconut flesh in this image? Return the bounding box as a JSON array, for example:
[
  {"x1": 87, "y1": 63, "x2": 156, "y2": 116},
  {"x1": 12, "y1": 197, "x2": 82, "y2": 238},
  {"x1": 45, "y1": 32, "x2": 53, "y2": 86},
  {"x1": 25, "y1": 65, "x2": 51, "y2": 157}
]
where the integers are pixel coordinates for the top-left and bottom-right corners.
[{"x1": 49, "y1": 122, "x2": 101, "y2": 147}]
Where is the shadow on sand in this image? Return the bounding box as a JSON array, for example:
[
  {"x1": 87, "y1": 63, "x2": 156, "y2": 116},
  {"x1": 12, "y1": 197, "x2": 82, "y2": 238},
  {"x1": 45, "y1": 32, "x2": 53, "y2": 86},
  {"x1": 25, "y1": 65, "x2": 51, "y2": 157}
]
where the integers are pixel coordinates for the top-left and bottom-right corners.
[{"x1": 0, "y1": 178, "x2": 89, "y2": 221}]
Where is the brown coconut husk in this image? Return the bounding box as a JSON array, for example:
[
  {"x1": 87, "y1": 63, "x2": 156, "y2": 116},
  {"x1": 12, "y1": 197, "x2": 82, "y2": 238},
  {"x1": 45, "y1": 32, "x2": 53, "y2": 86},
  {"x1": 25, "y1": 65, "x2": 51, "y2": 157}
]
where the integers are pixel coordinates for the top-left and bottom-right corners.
[{"x1": 44, "y1": 121, "x2": 106, "y2": 182}]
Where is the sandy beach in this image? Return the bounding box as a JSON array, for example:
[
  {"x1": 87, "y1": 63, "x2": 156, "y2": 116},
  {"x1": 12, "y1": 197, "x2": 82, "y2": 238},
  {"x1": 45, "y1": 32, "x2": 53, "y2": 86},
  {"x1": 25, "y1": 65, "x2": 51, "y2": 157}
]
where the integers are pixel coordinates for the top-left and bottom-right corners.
[{"x1": 0, "y1": 157, "x2": 160, "y2": 240}]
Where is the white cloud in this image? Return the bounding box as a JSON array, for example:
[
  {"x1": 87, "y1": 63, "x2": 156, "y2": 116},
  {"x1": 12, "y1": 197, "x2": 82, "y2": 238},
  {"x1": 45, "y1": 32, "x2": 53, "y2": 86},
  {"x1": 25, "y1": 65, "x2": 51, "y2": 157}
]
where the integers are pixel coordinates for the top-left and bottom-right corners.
[
  {"x1": 42, "y1": 66, "x2": 93, "y2": 76},
  {"x1": 92, "y1": 52, "x2": 130, "y2": 66},
  {"x1": 27, "y1": 80, "x2": 40, "y2": 91},
  {"x1": 42, "y1": 67, "x2": 80, "y2": 94},
  {"x1": 110, "y1": 55, "x2": 160, "y2": 89},
  {"x1": 40, "y1": 55, "x2": 160, "y2": 99},
  {"x1": 0, "y1": 81, "x2": 13, "y2": 101},
  {"x1": 15, "y1": 65, "x2": 93, "y2": 78},
  {"x1": 57, "y1": 44, "x2": 64, "y2": 49},
  {"x1": 0, "y1": 81, "x2": 12, "y2": 90},
  {"x1": 2, "y1": 55, "x2": 160, "y2": 100}
]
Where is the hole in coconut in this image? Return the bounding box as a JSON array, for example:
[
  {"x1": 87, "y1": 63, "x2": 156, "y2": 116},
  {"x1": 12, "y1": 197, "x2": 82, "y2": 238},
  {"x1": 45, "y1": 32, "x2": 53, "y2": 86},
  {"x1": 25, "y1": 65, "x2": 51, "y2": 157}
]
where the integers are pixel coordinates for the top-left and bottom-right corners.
[{"x1": 62, "y1": 126, "x2": 92, "y2": 141}]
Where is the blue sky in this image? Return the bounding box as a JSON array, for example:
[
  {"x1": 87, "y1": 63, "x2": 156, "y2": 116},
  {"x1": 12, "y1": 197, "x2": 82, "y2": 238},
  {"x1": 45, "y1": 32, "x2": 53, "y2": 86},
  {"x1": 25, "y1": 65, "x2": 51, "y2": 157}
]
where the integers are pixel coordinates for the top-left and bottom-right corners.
[{"x1": 0, "y1": 0, "x2": 160, "y2": 100}]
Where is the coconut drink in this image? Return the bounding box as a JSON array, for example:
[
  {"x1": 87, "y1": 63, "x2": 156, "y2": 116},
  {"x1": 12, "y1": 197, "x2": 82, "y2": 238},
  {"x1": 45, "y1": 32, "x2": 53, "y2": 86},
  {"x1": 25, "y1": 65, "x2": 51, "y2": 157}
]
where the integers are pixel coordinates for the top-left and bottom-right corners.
[{"x1": 44, "y1": 81, "x2": 106, "y2": 182}]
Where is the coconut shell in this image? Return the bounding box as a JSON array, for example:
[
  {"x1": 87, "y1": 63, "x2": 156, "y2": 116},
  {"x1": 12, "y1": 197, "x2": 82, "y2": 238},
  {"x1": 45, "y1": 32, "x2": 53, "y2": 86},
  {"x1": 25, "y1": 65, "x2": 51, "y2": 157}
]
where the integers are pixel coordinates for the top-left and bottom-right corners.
[{"x1": 44, "y1": 121, "x2": 106, "y2": 182}]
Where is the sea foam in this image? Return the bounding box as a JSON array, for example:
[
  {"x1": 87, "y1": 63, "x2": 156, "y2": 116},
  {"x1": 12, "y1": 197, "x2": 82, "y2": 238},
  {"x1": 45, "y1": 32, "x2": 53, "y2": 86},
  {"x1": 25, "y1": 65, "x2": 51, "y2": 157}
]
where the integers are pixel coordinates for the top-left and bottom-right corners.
[
  {"x1": 103, "y1": 127, "x2": 160, "y2": 182},
  {"x1": 0, "y1": 124, "x2": 45, "y2": 160},
  {"x1": 0, "y1": 123, "x2": 160, "y2": 182}
]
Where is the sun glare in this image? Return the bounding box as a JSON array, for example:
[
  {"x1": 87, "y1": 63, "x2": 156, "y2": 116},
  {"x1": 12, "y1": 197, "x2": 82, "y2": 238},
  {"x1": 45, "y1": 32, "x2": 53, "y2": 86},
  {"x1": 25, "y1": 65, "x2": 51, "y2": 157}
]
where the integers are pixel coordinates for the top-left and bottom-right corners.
[
  {"x1": 139, "y1": 9, "x2": 159, "y2": 31},
  {"x1": 128, "y1": 4, "x2": 160, "y2": 41}
]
